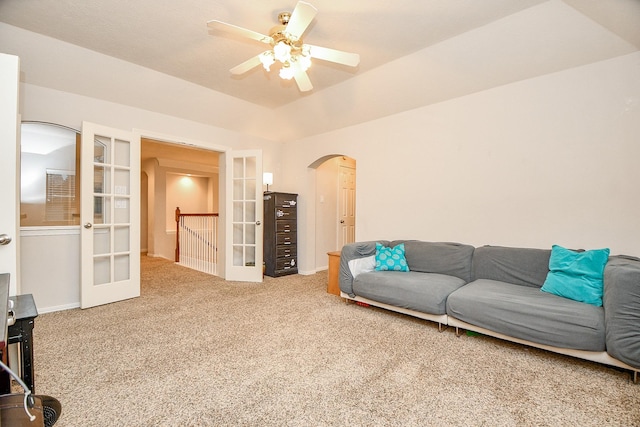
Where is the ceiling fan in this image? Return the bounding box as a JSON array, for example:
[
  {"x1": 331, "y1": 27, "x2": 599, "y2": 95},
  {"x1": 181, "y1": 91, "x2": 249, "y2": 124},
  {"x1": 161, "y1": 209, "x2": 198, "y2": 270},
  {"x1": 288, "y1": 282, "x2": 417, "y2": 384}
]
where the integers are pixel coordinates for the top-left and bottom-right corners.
[{"x1": 207, "y1": 1, "x2": 360, "y2": 92}]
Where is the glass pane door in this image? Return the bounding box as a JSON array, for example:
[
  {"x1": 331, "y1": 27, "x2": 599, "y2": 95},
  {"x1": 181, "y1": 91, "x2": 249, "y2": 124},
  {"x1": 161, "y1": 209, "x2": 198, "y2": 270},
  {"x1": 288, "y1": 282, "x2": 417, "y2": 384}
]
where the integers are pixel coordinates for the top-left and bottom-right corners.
[
  {"x1": 226, "y1": 150, "x2": 262, "y2": 282},
  {"x1": 81, "y1": 122, "x2": 140, "y2": 308}
]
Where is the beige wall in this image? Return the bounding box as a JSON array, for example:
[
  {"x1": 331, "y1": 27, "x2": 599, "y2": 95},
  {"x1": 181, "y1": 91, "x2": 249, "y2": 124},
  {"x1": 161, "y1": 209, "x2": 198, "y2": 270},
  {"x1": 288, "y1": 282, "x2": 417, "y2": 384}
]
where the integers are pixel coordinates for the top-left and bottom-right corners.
[
  {"x1": 283, "y1": 52, "x2": 640, "y2": 273},
  {"x1": 166, "y1": 174, "x2": 212, "y2": 230}
]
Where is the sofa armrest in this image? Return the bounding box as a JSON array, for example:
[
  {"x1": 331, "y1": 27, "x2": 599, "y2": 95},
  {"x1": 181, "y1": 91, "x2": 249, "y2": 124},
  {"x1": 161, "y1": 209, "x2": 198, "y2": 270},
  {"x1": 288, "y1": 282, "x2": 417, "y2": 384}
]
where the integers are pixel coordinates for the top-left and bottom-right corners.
[
  {"x1": 339, "y1": 241, "x2": 386, "y2": 297},
  {"x1": 604, "y1": 255, "x2": 640, "y2": 369}
]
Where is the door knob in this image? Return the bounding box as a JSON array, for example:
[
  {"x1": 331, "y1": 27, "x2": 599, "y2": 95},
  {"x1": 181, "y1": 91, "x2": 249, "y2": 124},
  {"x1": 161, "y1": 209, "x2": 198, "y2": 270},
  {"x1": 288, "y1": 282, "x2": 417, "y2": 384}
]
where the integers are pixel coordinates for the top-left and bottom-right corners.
[
  {"x1": 0, "y1": 234, "x2": 11, "y2": 246},
  {"x1": 340, "y1": 220, "x2": 345, "y2": 224},
  {"x1": 256, "y1": 221, "x2": 261, "y2": 226},
  {"x1": 84, "y1": 223, "x2": 93, "y2": 229}
]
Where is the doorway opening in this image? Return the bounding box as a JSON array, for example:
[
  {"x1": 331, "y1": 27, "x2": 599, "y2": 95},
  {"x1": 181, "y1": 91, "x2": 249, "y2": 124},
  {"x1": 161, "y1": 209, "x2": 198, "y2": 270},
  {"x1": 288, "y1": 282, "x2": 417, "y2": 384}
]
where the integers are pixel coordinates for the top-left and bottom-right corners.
[
  {"x1": 141, "y1": 137, "x2": 221, "y2": 273},
  {"x1": 309, "y1": 155, "x2": 356, "y2": 270}
]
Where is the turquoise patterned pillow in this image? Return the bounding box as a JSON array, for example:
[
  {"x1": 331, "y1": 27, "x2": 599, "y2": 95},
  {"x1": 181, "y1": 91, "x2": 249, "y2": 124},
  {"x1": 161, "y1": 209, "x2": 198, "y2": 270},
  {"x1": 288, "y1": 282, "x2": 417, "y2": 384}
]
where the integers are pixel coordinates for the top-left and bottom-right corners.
[{"x1": 375, "y1": 243, "x2": 410, "y2": 272}]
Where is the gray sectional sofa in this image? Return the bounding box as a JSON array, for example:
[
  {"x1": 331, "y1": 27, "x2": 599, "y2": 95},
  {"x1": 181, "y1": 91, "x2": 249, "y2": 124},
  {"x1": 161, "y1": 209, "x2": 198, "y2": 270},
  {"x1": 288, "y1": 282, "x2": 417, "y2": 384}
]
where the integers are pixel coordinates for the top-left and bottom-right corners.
[{"x1": 339, "y1": 240, "x2": 640, "y2": 381}]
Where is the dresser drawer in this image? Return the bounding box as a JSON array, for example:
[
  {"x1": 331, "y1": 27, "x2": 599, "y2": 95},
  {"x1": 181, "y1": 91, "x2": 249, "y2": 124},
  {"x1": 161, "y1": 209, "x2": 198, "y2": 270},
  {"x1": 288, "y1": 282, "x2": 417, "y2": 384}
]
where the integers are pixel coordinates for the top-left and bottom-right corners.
[
  {"x1": 275, "y1": 193, "x2": 297, "y2": 209},
  {"x1": 276, "y1": 233, "x2": 296, "y2": 246},
  {"x1": 275, "y1": 207, "x2": 297, "y2": 220},
  {"x1": 276, "y1": 245, "x2": 296, "y2": 259},
  {"x1": 276, "y1": 220, "x2": 296, "y2": 233},
  {"x1": 276, "y1": 257, "x2": 297, "y2": 272}
]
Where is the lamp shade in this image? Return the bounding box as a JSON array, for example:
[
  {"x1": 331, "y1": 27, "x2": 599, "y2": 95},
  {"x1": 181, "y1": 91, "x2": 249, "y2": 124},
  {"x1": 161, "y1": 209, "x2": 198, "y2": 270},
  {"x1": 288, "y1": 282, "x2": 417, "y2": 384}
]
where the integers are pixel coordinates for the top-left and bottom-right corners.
[{"x1": 263, "y1": 172, "x2": 273, "y2": 186}]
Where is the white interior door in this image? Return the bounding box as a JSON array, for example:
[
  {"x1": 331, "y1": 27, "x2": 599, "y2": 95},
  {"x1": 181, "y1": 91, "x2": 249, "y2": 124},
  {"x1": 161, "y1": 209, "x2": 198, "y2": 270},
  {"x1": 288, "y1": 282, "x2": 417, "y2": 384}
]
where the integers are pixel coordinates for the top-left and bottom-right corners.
[
  {"x1": 0, "y1": 54, "x2": 20, "y2": 295},
  {"x1": 338, "y1": 164, "x2": 356, "y2": 248},
  {"x1": 225, "y1": 150, "x2": 263, "y2": 282},
  {"x1": 80, "y1": 122, "x2": 140, "y2": 308}
]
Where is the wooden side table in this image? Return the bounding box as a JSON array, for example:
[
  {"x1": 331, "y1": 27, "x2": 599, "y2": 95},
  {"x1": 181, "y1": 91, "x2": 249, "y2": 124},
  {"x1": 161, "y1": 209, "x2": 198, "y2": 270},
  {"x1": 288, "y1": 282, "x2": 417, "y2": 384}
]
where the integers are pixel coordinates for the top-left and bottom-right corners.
[{"x1": 327, "y1": 251, "x2": 341, "y2": 296}]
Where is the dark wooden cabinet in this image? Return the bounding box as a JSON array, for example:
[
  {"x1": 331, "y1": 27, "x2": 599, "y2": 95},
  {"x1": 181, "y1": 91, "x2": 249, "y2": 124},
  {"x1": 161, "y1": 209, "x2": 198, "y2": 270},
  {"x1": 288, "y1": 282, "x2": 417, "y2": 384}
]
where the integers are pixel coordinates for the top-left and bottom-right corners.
[{"x1": 263, "y1": 192, "x2": 298, "y2": 277}]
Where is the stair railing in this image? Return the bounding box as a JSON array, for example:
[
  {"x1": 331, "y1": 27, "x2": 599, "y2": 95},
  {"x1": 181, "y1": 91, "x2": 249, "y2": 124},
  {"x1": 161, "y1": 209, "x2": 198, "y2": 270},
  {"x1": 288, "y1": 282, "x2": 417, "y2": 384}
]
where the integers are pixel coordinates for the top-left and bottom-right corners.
[{"x1": 175, "y1": 207, "x2": 219, "y2": 275}]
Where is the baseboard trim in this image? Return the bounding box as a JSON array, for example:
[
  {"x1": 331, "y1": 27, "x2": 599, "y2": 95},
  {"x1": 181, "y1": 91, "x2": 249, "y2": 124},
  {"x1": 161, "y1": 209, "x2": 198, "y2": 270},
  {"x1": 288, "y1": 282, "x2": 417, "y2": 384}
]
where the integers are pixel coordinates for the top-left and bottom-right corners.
[{"x1": 38, "y1": 302, "x2": 80, "y2": 314}]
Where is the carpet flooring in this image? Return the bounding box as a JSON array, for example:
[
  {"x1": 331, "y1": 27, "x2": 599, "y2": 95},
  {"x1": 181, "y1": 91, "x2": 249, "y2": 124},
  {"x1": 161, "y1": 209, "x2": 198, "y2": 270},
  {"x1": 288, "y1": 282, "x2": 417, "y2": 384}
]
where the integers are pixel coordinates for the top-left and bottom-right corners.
[{"x1": 30, "y1": 256, "x2": 640, "y2": 426}]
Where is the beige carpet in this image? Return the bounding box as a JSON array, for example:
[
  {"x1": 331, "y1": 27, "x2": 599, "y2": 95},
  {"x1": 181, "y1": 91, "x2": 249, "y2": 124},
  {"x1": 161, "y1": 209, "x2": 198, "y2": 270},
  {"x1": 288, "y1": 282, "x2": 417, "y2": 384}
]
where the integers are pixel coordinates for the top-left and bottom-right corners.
[{"x1": 30, "y1": 256, "x2": 639, "y2": 426}]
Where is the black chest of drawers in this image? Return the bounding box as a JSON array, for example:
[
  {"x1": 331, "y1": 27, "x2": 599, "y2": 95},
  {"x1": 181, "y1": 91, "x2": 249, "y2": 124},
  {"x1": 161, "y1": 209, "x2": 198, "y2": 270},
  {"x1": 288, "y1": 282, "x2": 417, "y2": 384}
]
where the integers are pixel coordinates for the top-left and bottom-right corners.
[{"x1": 263, "y1": 192, "x2": 298, "y2": 277}]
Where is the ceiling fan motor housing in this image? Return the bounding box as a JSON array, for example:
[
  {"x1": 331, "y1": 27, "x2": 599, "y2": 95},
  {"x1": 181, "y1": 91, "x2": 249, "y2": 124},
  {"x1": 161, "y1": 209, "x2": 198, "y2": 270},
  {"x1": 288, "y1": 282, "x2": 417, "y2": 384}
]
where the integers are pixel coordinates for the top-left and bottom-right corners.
[
  {"x1": 269, "y1": 13, "x2": 304, "y2": 52},
  {"x1": 278, "y1": 12, "x2": 291, "y2": 25}
]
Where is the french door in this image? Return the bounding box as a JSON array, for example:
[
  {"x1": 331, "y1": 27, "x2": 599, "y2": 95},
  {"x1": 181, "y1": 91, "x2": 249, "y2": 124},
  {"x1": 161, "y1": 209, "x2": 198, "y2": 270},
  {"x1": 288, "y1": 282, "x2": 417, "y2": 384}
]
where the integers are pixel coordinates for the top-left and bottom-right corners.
[
  {"x1": 0, "y1": 54, "x2": 20, "y2": 295},
  {"x1": 80, "y1": 122, "x2": 140, "y2": 308},
  {"x1": 225, "y1": 150, "x2": 263, "y2": 282}
]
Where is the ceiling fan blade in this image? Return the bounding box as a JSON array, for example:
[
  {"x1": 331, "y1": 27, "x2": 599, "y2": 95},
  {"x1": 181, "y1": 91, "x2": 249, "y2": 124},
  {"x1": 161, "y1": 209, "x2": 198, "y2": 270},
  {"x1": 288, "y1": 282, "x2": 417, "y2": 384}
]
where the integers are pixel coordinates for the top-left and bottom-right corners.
[
  {"x1": 285, "y1": 1, "x2": 318, "y2": 40},
  {"x1": 230, "y1": 54, "x2": 264, "y2": 75},
  {"x1": 207, "y1": 20, "x2": 273, "y2": 44},
  {"x1": 293, "y1": 68, "x2": 313, "y2": 92},
  {"x1": 307, "y1": 45, "x2": 360, "y2": 67}
]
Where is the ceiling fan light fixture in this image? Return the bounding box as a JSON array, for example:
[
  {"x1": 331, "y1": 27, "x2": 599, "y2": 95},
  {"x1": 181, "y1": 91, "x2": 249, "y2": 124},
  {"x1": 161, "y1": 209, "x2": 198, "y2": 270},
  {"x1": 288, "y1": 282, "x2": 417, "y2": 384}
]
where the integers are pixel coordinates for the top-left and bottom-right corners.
[
  {"x1": 279, "y1": 64, "x2": 295, "y2": 80},
  {"x1": 259, "y1": 51, "x2": 276, "y2": 71},
  {"x1": 273, "y1": 41, "x2": 292, "y2": 62},
  {"x1": 259, "y1": 40, "x2": 311, "y2": 79},
  {"x1": 298, "y1": 49, "x2": 312, "y2": 71}
]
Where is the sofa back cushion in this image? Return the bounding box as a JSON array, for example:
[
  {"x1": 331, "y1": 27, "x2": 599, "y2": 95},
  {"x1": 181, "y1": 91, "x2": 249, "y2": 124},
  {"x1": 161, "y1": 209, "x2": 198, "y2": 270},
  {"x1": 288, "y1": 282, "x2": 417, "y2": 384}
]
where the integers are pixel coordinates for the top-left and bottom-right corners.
[
  {"x1": 472, "y1": 245, "x2": 551, "y2": 288},
  {"x1": 391, "y1": 240, "x2": 474, "y2": 283},
  {"x1": 604, "y1": 255, "x2": 640, "y2": 369}
]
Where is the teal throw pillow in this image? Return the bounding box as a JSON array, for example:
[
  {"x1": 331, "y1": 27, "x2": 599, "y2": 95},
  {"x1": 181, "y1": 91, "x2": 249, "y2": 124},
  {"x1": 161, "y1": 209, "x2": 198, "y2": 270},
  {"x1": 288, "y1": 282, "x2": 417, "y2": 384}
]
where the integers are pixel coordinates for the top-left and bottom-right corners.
[
  {"x1": 540, "y1": 244, "x2": 610, "y2": 307},
  {"x1": 375, "y1": 243, "x2": 410, "y2": 272}
]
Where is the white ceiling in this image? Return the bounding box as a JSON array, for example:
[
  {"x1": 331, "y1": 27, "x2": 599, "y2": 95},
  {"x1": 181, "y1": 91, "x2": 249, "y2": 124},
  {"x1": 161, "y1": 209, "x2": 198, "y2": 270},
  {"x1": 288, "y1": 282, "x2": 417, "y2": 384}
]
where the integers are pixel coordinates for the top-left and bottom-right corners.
[{"x1": 1, "y1": 0, "x2": 639, "y2": 141}]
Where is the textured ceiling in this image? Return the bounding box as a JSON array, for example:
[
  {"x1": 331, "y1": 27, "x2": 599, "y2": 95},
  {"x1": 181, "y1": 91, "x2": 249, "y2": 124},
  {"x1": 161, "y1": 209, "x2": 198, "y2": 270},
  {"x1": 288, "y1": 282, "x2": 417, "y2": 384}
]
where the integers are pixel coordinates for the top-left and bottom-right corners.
[
  {"x1": 1, "y1": 0, "x2": 639, "y2": 141},
  {"x1": 0, "y1": 0, "x2": 551, "y2": 108}
]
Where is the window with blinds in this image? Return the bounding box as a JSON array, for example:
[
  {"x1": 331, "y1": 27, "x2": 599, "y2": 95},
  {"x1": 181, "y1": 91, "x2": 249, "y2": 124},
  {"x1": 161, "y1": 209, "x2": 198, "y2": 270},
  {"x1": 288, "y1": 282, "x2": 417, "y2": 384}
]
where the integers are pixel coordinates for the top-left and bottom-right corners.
[
  {"x1": 21, "y1": 122, "x2": 80, "y2": 227},
  {"x1": 45, "y1": 169, "x2": 77, "y2": 223}
]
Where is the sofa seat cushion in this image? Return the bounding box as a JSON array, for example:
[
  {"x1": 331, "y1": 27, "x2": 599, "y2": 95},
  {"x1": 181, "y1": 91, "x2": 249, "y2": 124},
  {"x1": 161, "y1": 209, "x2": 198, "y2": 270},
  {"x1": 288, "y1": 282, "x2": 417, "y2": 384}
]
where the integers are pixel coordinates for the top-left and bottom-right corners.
[
  {"x1": 446, "y1": 279, "x2": 605, "y2": 351},
  {"x1": 353, "y1": 271, "x2": 467, "y2": 315}
]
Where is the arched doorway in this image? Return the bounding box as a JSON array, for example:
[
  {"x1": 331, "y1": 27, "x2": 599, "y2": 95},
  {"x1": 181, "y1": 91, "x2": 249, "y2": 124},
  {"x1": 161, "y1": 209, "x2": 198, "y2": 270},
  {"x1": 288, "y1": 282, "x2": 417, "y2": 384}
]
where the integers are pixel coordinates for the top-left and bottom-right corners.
[{"x1": 308, "y1": 155, "x2": 356, "y2": 270}]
